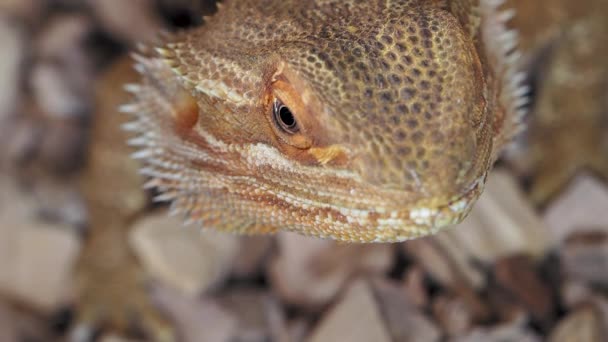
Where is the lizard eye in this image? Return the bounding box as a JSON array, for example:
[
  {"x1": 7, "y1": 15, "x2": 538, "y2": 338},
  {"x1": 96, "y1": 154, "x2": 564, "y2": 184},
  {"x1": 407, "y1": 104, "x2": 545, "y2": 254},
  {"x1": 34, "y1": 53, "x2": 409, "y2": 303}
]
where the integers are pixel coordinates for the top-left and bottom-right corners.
[{"x1": 273, "y1": 99, "x2": 299, "y2": 134}]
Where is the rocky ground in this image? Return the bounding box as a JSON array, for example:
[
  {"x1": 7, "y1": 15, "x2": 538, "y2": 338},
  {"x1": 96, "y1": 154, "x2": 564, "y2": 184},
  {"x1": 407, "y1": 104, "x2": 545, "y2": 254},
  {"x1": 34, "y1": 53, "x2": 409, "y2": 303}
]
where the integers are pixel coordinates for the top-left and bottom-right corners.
[{"x1": 0, "y1": 1, "x2": 607, "y2": 341}]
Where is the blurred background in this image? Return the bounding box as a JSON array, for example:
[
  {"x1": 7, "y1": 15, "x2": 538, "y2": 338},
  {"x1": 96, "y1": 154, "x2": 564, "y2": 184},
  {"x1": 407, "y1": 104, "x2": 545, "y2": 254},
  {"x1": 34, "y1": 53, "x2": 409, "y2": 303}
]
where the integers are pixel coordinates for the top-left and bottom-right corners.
[{"x1": 0, "y1": 0, "x2": 606, "y2": 341}]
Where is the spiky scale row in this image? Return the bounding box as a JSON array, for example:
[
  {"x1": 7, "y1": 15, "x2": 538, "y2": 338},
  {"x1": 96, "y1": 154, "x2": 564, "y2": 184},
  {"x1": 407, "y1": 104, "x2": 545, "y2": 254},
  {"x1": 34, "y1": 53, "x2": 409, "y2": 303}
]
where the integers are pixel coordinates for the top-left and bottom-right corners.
[{"x1": 480, "y1": 0, "x2": 529, "y2": 146}]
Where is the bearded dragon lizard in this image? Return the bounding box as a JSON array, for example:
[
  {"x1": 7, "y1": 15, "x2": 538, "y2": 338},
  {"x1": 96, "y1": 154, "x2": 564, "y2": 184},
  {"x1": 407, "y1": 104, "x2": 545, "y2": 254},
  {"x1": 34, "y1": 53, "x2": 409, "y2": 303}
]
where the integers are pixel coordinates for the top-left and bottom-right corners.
[
  {"x1": 122, "y1": 0, "x2": 526, "y2": 243},
  {"x1": 76, "y1": 0, "x2": 528, "y2": 338}
]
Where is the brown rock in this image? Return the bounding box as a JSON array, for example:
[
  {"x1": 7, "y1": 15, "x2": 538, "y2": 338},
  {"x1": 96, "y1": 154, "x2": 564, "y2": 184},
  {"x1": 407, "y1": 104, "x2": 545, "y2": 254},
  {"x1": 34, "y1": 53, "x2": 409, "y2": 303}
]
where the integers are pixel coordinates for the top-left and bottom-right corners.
[
  {"x1": 87, "y1": 0, "x2": 163, "y2": 43},
  {"x1": 217, "y1": 289, "x2": 287, "y2": 342},
  {"x1": 0, "y1": 178, "x2": 79, "y2": 312},
  {"x1": 438, "y1": 170, "x2": 548, "y2": 270},
  {"x1": 287, "y1": 318, "x2": 311, "y2": 342},
  {"x1": 403, "y1": 237, "x2": 463, "y2": 289},
  {"x1": 432, "y1": 294, "x2": 474, "y2": 337},
  {"x1": 402, "y1": 238, "x2": 489, "y2": 320},
  {"x1": 35, "y1": 14, "x2": 92, "y2": 62},
  {"x1": 269, "y1": 232, "x2": 393, "y2": 309},
  {"x1": 0, "y1": 0, "x2": 46, "y2": 24},
  {"x1": 34, "y1": 179, "x2": 87, "y2": 227},
  {"x1": 402, "y1": 265, "x2": 429, "y2": 308},
  {"x1": 560, "y1": 280, "x2": 594, "y2": 310},
  {"x1": 2, "y1": 303, "x2": 54, "y2": 342},
  {"x1": 0, "y1": 303, "x2": 18, "y2": 342},
  {"x1": 494, "y1": 254, "x2": 555, "y2": 324},
  {"x1": 561, "y1": 231, "x2": 608, "y2": 286},
  {"x1": 544, "y1": 174, "x2": 608, "y2": 245},
  {"x1": 0, "y1": 216, "x2": 80, "y2": 311},
  {"x1": 1, "y1": 109, "x2": 43, "y2": 170},
  {"x1": 0, "y1": 15, "x2": 24, "y2": 124},
  {"x1": 549, "y1": 305, "x2": 605, "y2": 342},
  {"x1": 33, "y1": 14, "x2": 95, "y2": 114},
  {"x1": 307, "y1": 280, "x2": 392, "y2": 342},
  {"x1": 129, "y1": 212, "x2": 240, "y2": 296},
  {"x1": 30, "y1": 62, "x2": 91, "y2": 120},
  {"x1": 0, "y1": 16, "x2": 26, "y2": 168},
  {"x1": 99, "y1": 335, "x2": 145, "y2": 342},
  {"x1": 486, "y1": 286, "x2": 529, "y2": 324},
  {"x1": 371, "y1": 278, "x2": 441, "y2": 342},
  {"x1": 266, "y1": 295, "x2": 291, "y2": 342},
  {"x1": 38, "y1": 117, "x2": 88, "y2": 174},
  {"x1": 151, "y1": 284, "x2": 238, "y2": 342},
  {"x1": 231, "y1": 236, "x2": 273, "y2": 279},
  {"x1": 454, "y1": 315, "x2": 541, "y2": 342}
]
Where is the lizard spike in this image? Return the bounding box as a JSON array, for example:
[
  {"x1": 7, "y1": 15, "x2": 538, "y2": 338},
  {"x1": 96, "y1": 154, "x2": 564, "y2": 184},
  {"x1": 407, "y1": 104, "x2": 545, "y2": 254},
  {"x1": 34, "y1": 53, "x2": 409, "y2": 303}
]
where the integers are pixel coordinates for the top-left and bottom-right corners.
[
  {"x1": 168, "y1": 202, "x2": 183, "y2": 217},
  {"x1": 153, "y1": 192, "x2": 177, "y2": 203},
  {"x1": 134, "y1": 63, "x2": 147, "y2": 75},
  {"x1": 481, "y1": 0, "x2": 529, "y2": 152},
  {"x1": 154, "y1": 47, "x2": 174, "y2": 58},
  {"x1": 118, "y1": 104, "x2": 139, "y2": 114},
  {"x1": 486, "y1": 0, "x2": 506, "y2": 8},
  {"x1": 513, "y1": 84, "x2": 531, "y2": 98},
  {"x1": 131, "y1": 149, "x2": 157, "y2": 160},
  {"x1": 123, "y1": 83, "x2": 141, "y2": 93},
  {"x1": 497, "y1": 9, "x2": 516, "y2": 22},
  {"x1": 130, "y1": 52, "x2": 149, "y2": 65},
  {"x1": 121, "y1": 121, "x2": 142, "y2": 132},
  {"x1": 135, "y1": 42, "x2": 147, "y2": 53},
  {"x1": 143, "y1": 178, "x2": 161, "y2": 190}
]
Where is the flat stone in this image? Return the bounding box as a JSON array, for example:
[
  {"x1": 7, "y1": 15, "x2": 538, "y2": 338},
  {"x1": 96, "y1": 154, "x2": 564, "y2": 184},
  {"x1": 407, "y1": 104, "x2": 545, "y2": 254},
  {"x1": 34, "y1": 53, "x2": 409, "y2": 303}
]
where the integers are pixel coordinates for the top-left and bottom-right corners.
[
  {"x1": 0, "y1": 15, "x2": 25, "y2": 141},
  {"x1": 549, "y1": 305, "x2": 604, "y2": 342},
  {"x1": 0, "y1": 176, "x2": 79, "y2": 312},
  {"x1": 217, "y1": 289, "x2": 285, "y2": 342},
  {"x1": 432, "y1": 294, "x2": 474, "y2": 337},
  {"x1": 0, "y1": 215, "x2": 80, "y2": 311},
  {"x1": 269, "y1": 232, "x2": 393, "y2": 309},
  {"x1": 307, "y1": 280, "x2": 392, "y2": 342},
  {"x1": 494, "y1": 254, "x2": 555, "y2": 325},
  {"x1": 561, "y1": 231, "x2": 608, "y2": 286},
  {"x1": 402, "y1": 238, "x2": 489, "y2": 320},
  {"x1": 87, "y1": 0, "x2": 163, "y2": 43},
  {"x1": 0, "y1": 303, "x2": 18, "y2": 342},
  {"x1": 151, "y1": 284, "x2": 238, "y2": 342},
  {"x1": 454, "y1": 315, "x2": 541, "y2": 342},
  {"x1": 442, "y1": 169, "x2": 548, "y2": 266},
  {"x1": 231, "y1": 236, "x2": 273, "y2": 279},
  {"x1": 371, "y1": 278, "x2": 441, "y2": 342},
  {"x1": 32, "y1": 14, "x2": 94, "y2": 119},
  {"x1": 129, "y1": 212, "x2": 240, "y2": 296},
  {"x1": 544, "y1": 174, "x2": 608, "y2": 245}
]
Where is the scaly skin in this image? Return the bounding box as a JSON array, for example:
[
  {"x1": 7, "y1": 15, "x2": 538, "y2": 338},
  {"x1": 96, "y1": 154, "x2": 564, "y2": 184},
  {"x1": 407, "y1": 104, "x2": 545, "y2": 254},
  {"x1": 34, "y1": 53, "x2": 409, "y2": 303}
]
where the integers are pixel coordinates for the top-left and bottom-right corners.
[
  {"x1": 124, "y1": 0, "x2": 525, "y2": 242},
  {"x1": 507, "y1": 0, "x2": 608, "y2": 204},
  {"x1": 75, "y1": 0, "x2": 526, "y2": 338}
]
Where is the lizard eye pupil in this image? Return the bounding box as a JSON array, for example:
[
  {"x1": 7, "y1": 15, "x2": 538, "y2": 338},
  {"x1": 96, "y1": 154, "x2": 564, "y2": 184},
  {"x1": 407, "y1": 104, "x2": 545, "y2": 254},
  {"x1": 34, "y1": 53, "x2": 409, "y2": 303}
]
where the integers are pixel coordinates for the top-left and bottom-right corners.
[{"x1": 273, "y1": 100, "x2": 299, "y2": 134}]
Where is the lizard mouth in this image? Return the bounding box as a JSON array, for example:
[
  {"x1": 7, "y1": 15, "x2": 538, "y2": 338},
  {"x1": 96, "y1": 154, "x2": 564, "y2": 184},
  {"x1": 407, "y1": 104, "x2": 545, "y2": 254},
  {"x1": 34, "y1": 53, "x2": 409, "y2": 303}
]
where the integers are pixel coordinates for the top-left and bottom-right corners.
[
  {"x1": 371, "y1": 173, "x2": 487, "y2": 241},
  {"x1": 434, "y1": 174, "x2": 486, "y2": 225}
]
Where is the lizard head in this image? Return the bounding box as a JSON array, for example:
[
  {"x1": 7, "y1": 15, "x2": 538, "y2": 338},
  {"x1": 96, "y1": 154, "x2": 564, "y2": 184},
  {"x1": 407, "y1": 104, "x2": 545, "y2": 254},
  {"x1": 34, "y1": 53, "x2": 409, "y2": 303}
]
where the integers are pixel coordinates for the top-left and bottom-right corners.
[{"x1": 126, "y1": 0, "x2": 524, "y2": 242}]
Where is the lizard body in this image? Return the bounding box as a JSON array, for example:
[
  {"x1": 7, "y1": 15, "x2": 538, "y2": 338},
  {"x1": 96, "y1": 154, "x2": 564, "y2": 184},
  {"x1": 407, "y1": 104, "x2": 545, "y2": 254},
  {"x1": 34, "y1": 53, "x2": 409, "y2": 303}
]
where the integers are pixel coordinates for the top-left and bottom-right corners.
[
  {"x1": 75, "y1": 0, "x2": 608, "y2": 339},
  {"x1": 75, "y1": 58, "x2": 174, "y2": 340},
  {"x1": 124, "y1": 0, "x2": 525, "y2": 242},
  {"x1": 506, "y1": 0, "x2": 608, "y2": 204}
]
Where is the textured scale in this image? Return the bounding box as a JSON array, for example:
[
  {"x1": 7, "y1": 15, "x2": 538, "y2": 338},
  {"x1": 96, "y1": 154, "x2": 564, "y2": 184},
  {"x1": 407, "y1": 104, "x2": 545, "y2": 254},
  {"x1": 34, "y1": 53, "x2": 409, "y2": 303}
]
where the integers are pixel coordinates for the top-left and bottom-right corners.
[{"x1": 125, "y1": 0, "x2": 526, "y2": 242}]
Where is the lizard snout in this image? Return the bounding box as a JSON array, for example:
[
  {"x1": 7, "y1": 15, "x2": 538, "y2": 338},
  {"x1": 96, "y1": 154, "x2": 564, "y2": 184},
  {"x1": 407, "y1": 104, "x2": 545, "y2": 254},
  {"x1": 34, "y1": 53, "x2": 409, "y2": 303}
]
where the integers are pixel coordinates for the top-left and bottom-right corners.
[{"x1": 350, "y1": 117, "x2": 485, "y2": 202}]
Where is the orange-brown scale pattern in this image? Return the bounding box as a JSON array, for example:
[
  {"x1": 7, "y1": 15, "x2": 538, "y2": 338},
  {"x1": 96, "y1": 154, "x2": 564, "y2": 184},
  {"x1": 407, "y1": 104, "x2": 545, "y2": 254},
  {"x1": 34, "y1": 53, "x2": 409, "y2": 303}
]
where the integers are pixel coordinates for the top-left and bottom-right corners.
[{"x1": 125, "y1": 0, "x2": 525, "y2": 242}]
